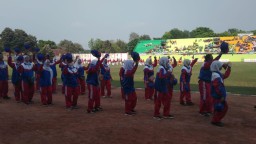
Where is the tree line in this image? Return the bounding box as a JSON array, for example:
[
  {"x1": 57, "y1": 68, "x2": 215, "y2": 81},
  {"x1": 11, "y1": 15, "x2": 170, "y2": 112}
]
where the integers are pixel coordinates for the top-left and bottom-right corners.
[{"x1": 1, "y1": 27, "x2": 256, "y2": 54}]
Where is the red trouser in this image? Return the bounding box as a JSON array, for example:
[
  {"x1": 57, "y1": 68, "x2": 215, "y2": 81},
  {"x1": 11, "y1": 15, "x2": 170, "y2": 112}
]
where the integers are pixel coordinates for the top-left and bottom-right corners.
[
  {"x1": 52, "y1": 77, "x2": 57, "y2": 93},
  {"x1": 78, "y1": 78, "x2": 86, "y2": 95},
  {"x1": 121, "y1": 87, "x2": 124, "y2": 99},
  {"x1": 100, "y1": 79, "x2": 111, "y2": 96},
  {"x1": 212, "y1": 100, "x2": 228, "y2": 123},
  {"x1": 87, "y1": 84, "x2": 100, "y2": 112},
  {"x1": 198, "y1": 80, "x2": 213, "y2": 113},
  {"x1": 40, "y1": 86, "x2": 52, "y2": 105},
  {"x1": 124, "y1": 91, "x2": 137, "y2": 113},
  {"x1": 0, "y1": 80, "x2": 8, "y2": 98},
  {"x1": 144, "y1": 82, "x2": 154, "y2": 100},
  {"x1": 154, "y1": 92, "x2": 171, "y2": 117},
  {"x1": 13, "y1": 81, "x2": 23, "y2": 101},
  {"x1": 65, "y1": 86, "x2": 79, "y2": 108},
  {"x1": 22, "y1": 81, "x2": 34, "y2": 104},
  {"x1": 180, "y1": 83, "x2": 191, "y2": 103},
  {"x1": 35, "y1": 74, "x2": 40, "y2": 91}
]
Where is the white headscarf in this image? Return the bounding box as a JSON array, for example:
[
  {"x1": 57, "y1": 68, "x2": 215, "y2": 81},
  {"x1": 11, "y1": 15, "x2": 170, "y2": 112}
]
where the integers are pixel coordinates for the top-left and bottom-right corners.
[
  {"x1": 74, "y1": 58, "x2": 83, "y2": 68},
  {"x1": 183, "y1": 59, "x2": 191, "y2": 67},
  {"x1": 91, "y1": 60, "x2": 98, "y2": 66},
  {"x1": 144, "y1": 58, "x2": 153, "y2": 70},
  {"x1": 145, "y1": 58, "x2": 152, "y2": 66},
  {"x1": 123, "y1": 60, "x2": 134, "y2": 74},
  {"x1": 211, "y1": 61, "x2": 224, "y2": 83},
  {"x1": 210, "y1": 61, "x2": 223, "y2": 72},
  {"x1": 43, "y1": 59, "x2": 53, "y2": 85},
  {"x1": 159, "y1": 57, "x2": 169, "y2": 68}
]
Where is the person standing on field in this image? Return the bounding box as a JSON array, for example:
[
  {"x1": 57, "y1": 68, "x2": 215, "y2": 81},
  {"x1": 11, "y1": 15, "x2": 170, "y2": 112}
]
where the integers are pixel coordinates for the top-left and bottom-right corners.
[
  {"x1": 198, "y1": 52, "x2": 222, "y2": 116},
  {"x1": 210, "y1": 61, "x2": 231, "y2": 127},
  {"x1": 0, "y1": 52, "x2": 10, "y2": 100},
  {"x1": 143, "y1": 56, "x2": 157, "y2": 100},
  {"x1": 8, "y1": 53, "x2": 24, "y2": 102},
  {"x1": 179, "y1": 58, "x2": 198, "y2": 106},
  {"x1": 100, "y1": 59, "x2": 112, "y2": 98}
]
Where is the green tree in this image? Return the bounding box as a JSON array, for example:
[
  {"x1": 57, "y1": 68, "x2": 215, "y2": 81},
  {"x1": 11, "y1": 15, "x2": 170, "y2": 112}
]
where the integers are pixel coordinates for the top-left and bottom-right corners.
[
  {"x1": 251, "y1": 30, "x2": 256, "y2": 35},
  {"x1": 0, "y1": 27, "x2": 37, "y2": 52},
  {"x1": 129, "y1": 32, "x2": 140, "y2": 41},
  {"x1": 40, "y1": 44, "x2": 55, "y2": 58},
  {"x1": 88, "y1": 38, "x2": 103, "y2": 51},
  {"x1": 115, "y1": 39, "x2": 127, "y2": 52},
  {"x1": 38, "y1": 40, "x2": 57, "y2": 50},
  {"x1": 227, "y1": 28, "x2": 245, "y2": 36},
  {"x1": 162, "y1": 28, "x2": 190, "y2": 39},
  {"x1": 58, "y1": 39, "x2": 84, "y2": 53},
  {"x1": 140, "y1": 34, "x2": 151, "y2": 40},
  {"x1": 190, "y1": 27, "x2": 215, "y2": 38},
  {"x1": 127, "y1": 38, "x2": 139, "y2": 53}
]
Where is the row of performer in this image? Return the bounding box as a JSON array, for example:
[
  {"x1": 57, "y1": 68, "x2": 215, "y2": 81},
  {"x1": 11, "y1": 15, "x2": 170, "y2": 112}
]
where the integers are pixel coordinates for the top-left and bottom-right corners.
[{"x1": 0, "y1": 51, "x2": 232, "y2": 127}]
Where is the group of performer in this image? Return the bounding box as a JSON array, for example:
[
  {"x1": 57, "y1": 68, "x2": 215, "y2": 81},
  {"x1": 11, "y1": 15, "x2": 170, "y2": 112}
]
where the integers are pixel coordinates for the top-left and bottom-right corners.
[{"x1": 0, "y1": 47, "x2": 235, "y2": 127}]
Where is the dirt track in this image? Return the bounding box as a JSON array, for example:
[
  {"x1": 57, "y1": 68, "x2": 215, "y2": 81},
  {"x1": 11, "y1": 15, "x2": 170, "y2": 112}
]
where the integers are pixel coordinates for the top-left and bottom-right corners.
[{"x1": 0, "y1": 84, "x2": 255, "y2": 144}]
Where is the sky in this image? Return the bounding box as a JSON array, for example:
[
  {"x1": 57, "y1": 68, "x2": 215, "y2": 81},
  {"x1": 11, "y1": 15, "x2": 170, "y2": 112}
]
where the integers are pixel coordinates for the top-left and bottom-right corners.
[{"x1": 0, "y1": 0, "x2": 255, "y2": 49}]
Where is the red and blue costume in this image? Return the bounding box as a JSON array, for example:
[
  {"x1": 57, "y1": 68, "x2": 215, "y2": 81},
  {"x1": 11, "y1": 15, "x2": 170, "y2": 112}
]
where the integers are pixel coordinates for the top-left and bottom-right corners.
[
  {"x1": 75, "y1": 59, "x2": 88, "y2": 95},
  {"x1": 198, "y1": 54, "x2": 222, "y2": 115},
  {"x1": 179, "y1": 58, "x2": 197, "y2": 105},
  {"x1": 63, "y1": 64, "x2": 80, "y2": 109},
  {"x1": 122, "y1": 60, "x2": 138, "y2": 115},
  {"x1": 119, "y1": 66, "x2": 125, "y2": 99},
  {"x1": 38, "y1": 60, "x2": 53, "y2": 105},
  {"x1": 86, "y1": 58, "x2": 105, "y2": 113},
  {"x1": 154, "y1": 57, "x2": 173, "y2": 118},
  {"x1": 8, "y1": 55, "x2": 23, "y2": 101},
  {"x1": 0, "y1": 59, "x2": 9, "y2": 100},
  {"x1": 210, "y1": 61, "x2": 231, "y2": 126},
  {"x1": 18, "y1": 56, "x2": 36, "y2": 104},
  {"x1": 100, "y1": 60, "x2": 112, "y2": 97},
  {"x1": 143, "y1": 57, "x2": 157, "y2": 100}
]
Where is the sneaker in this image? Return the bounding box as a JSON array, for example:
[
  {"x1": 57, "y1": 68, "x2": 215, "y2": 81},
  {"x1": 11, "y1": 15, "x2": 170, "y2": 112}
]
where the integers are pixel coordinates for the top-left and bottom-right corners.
[
  {"x1": 95, "y1": 107, "x2": 103, "y2": 112},
  {"x1": 180, "y1": 102, "x2": 185, "y2": 106},
  {"x1": 153, "y1": 116, "x2": 163, "y2": 120},
  {"x1": 186, "y1": 102, "x2": 194, "y2": 106},
  {"x1": 107, "y1": 96, "x2": 112, "y2": 98},
  {"x1": 66, "y1": 107, "x2": 72, "y2": 111},
  {"x1": 211, "y1": 122, "x2": 224, "y2": 127},
  {"x1": 87, "y1": 110, "x2": 95, "y2": 114},
  {"x1": 72, "y1": 106, "x2": 79, "y2": 109},
  {"x1": 163, "y1": 115, "x2": 174, "y2": 119},
  {"x1": 125, "y1": 112, "x2": 134, "y2": 116},
  {"x1": 131, "y1": 110, "x2": 137, "y2": 114},
  {"x1": 102, "y1": 96, "x2": 106, "y2": 98},
  {"x1": 199, "y1": 112, "x2": 210, "y2": 117},
  {"x1": 3, "y1": 96, "x2": 11, "y2": 100}
]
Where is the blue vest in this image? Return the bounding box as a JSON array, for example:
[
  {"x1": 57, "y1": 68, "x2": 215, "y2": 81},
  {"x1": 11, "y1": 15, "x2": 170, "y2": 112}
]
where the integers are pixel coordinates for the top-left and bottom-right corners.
[
  {"x1": 40, "y1": 69, "x2": 52, "y2": 87},
  {"x1": 0, "y1": 61, "x2": 8, "y2": 81},
  {"x1": 77, "y1": 67, "x2": 85, "y2": 78},
  {"x1": 180, "y1": 66, "x2": 191, "y2": 83},
  {"x1": 122, "y1": 75, "x2": 135, "y2": 95},
  {"x1": 100, "y1": 66, "x2": 111, "y2": 80},
  {"x1": 11, "y1": 65, "x2": 22, "y2": 85},
  {"x1": 155, "y1": 67, "x2": 168, "y2": 93},
  {"x1": 50, "y1": 64, "x2": 57, "y2": 78},
  {"x1": 21, "y1": 63, "x2": 34, "y2": 83},
  {"x1": 86, "y1": 72, "x2": 99, "y2": 86},
  {"x1": 65, "y1": 66, "x2": 79, "y2": 87},
  {"x1": 211, "y1": 72, "x2": 227, "y2": 99},
  {"x1": 198, "y1": 63, "x2": 212, "y2": 82}
]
